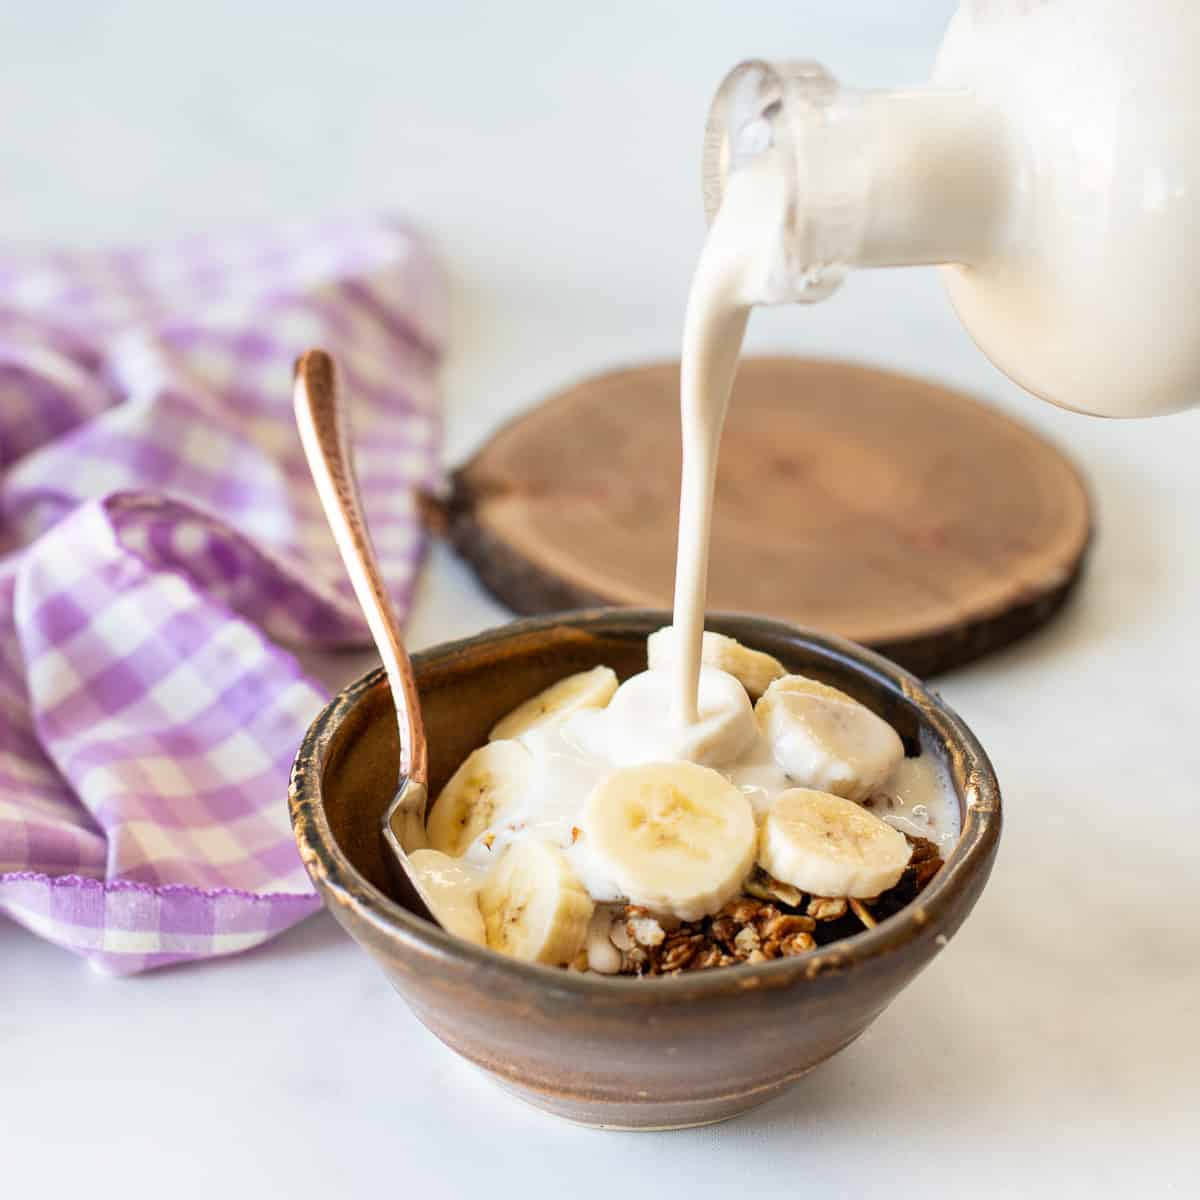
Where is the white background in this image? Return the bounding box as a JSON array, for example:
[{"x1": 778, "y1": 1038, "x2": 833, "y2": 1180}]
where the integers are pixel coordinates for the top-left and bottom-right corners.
[{"x1": 3, "y1": 2, "x2": 1199, "y2": 1196}]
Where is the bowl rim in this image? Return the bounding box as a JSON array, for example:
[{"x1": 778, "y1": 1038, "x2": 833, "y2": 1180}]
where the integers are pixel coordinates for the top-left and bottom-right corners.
[{"x1": 288, "y1": 608, "x2": 1001, "y2": 1001}]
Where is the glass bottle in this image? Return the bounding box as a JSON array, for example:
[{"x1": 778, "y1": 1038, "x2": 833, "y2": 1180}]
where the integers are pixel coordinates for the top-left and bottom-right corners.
[{"x1": 704, "y1": 1, "x2": 1200, "y2": 417}]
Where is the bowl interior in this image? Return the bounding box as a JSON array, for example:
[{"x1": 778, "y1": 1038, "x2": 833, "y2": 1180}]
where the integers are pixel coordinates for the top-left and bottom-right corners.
[{"x1": 315, "y1": 611, "x2": 973, "y2": 919}]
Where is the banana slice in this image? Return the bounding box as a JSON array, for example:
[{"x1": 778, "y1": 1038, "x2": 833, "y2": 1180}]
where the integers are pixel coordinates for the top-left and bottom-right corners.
[
  {"x1": 759, "y1": 788, "x2": 912, "y2": 899},
  {"x1": 407, "y1": 849, "x2": 487, "y2": 945},
  {"x1": 755, "y1": 675, "x2": 904, "y2": 802},
  {"x1": 488, "y1": 666, "x2": 619, "y2": 741},
  {"x1": 478, "y1": 840, "x2": 594, "y2": 965},
  {"x1": 582, "y1": 761, "x2": 757, "y2": 921},
  {"x1": 647, "y1": 626, "x2": 785, "y2": 699},
  {"x1": 426, "y1": 740, "x2": 532, "y2": 856},
  {"x1": 602, "y1": 667, "x2": 757, "y2": 767}
]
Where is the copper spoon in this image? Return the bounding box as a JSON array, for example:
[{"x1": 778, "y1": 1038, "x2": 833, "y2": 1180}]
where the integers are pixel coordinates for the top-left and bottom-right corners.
[{"x1": 292, "y1": 349, "x2": 438, "y2": 927}]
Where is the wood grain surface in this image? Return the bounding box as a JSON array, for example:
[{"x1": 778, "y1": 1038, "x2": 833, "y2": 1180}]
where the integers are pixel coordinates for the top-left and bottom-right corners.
[{"x1": 423, "y1": 358, "x2": 1092, "y2": 676}]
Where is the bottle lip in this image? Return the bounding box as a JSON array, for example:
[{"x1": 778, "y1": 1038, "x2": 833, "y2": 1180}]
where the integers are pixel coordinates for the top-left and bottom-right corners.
[
  {"x1": 702, "y1": 59, "x2": 839, "y2": 226},
  {"x1": 703, "y1": 60, "x2": 773, "y2": 225},
  {"x1": 702, "y1": 59, "x2": 849, "y2": 305}
]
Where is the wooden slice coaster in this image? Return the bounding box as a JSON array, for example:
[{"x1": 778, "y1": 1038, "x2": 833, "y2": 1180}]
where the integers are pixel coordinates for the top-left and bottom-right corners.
[{"x1": 422, "y1": 358, "x2": 1092, "y2": 676}]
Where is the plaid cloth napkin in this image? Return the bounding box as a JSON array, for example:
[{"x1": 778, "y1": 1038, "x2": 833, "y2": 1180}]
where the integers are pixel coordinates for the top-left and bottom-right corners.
[{"x1": 0, "y1": 219, "x2": 444, "y2": 974}]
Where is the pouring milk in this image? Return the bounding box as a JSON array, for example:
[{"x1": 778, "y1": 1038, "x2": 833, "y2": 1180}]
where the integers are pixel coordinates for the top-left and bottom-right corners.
[{"x1": 673, "y1": 0, "x2": 1200, "y2": 721}]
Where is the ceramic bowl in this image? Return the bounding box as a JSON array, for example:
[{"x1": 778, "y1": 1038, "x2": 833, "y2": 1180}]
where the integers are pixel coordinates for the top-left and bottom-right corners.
[{"x1": 288, "y1": 609, "x2": 1000, "y2": 1130}]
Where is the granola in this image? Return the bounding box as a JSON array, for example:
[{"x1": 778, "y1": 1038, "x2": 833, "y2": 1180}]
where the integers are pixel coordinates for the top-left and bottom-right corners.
[{"x1": 612, "y1": 834, "x2": 944, "y2": 976}]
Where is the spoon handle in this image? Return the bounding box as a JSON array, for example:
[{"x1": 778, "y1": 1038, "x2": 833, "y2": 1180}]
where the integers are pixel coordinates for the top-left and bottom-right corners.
[{"x1": 293, "y1": 349, "x2": 428, "y2": 786}]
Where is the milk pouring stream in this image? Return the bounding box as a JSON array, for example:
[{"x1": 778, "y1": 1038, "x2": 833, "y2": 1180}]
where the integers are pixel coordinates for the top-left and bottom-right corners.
[{"x1": 673, "y1": 0, "x2": 1200, "y2": 724}]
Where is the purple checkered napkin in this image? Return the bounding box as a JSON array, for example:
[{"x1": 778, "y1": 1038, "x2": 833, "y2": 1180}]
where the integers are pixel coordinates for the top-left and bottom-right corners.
[{"x1": 0, "y1": 219, "x2": 445, "y2": 974}]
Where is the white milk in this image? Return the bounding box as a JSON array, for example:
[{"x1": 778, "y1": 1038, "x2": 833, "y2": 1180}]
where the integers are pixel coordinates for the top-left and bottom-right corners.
[
  {"x1": 670, "y1": 151, "x2": 786, "y2": 726},
  {"x1": 459, "y1": 673, "x2": 960, "y2": 910},
  {"x1": 932, "y1": 0, "x2": 1200, "y2": 417}
]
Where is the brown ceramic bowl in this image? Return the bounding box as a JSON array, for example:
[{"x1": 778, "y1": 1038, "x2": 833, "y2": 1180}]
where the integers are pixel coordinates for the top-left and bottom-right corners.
[{"x1": 288, "y1": 609, "x2": 1000, "y2": 1130}]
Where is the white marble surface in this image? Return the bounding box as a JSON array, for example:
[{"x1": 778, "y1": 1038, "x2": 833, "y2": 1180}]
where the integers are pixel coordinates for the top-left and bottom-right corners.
[{"x1": 3, "y1": 1, "x2": 1199, "y2": 1195}]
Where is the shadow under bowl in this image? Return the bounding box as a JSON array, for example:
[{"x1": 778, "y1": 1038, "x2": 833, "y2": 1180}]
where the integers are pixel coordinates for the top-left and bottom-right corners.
[{"x1": 288, "y1": 609, "x2": 1001, "y2": 1130}]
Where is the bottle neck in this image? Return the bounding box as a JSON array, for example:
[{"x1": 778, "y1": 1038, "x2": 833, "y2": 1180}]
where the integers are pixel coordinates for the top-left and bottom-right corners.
[
  {"x1": 849, "y1": 88, "x2": 1008, "y2": 269},
  {"x1": 703, "y1": 61, "x2": 1011, "y2": 302}
]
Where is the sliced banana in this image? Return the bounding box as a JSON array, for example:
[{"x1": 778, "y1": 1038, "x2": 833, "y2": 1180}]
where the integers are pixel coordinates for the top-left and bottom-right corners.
[
  {"x1": 602, "y1": 667, "x2": 757, "y2": 767},
  {"x1": 478, "y1": 840, "x2": 594, "y2": 965},
  {"x1": 426, "y1": 739, "x2": 532, "y2": 856},
  {"x1": 758, "y1": 788, "x2": 912, "y2": 899},
  {"x1": 582, "y1": 761, "x2": 757, "y2": 921},
  {"x1": 755, "y1": 674, "x2": 904, "y2": 802},
  {"x1": 488, "y1": 666, "x2": 619, "y2": 741},
  {"x1": 647, "y1": 626, "x2": 785, "y2": 699},
  {"x1": 407, "y1": 849, "x2": 487, "y2": 945}
]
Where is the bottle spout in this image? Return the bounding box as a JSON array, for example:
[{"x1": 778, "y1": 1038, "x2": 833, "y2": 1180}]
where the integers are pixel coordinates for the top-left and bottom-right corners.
[{"x1": 703, "y1": 60, "x2": 1012, "y2": 302}]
